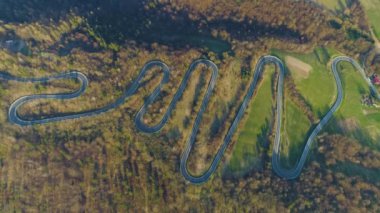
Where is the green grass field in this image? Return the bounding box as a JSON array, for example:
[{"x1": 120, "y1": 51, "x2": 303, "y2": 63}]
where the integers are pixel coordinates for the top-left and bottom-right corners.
[
  {"x1": 226, "y1": 47, "x2": 380, "y2": 176},
  {"x1": 280, "y1": 97, "x2": 311, "y2": 169},
  {"x1": 360, "y1": 0, "x2": 380, "y2": 39},
  {"x1": 272, "y1": 48, "x2": 336, "y2": 121},
  {"x1": 272, "y1": 49, "x2": 336, "y2": 168},
  {"x1": 326, "y1": 61, "x2": 380, "y2": 149},
  {"x1": 315, "y1": 0, "x2": 347, "y2": 11},
  {"x1": 311, "y1": 48, "x2": 380, "y2": 179},
  {"x1": 226, "y1": 48, "x2": 337, "y2": 174},
  {"x1": 225, "y1": 65, "x2": 275, "y2": 177}
]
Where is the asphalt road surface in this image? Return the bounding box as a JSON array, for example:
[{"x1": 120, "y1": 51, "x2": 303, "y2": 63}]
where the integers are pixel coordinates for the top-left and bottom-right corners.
[{"x1": 0, "y1": 55, "x2": 373, "y2": 183}]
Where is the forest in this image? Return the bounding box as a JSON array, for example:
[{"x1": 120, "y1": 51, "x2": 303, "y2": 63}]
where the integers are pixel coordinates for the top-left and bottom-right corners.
[{"x1": 0, "y1": 0, "x2": 379, "y2": 211}]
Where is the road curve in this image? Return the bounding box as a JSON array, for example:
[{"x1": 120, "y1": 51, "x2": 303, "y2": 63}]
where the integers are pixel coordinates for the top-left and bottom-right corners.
[
  {"x1": 273, "y1": 56, "x2": 380, "y2": 180},
  {"x1": 0, "y1": 55, "x2": 373, "y2": 183}
]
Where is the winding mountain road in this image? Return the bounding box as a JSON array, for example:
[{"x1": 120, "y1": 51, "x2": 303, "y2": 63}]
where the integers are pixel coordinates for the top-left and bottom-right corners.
[{"x1": 0, "y1": 55, "x2": 374, "y2": 183}]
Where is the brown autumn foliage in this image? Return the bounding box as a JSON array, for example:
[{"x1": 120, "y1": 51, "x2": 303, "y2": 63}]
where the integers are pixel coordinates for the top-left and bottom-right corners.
[{"x1": 0, "y1": 0, "x2": 379, "y2": 212}]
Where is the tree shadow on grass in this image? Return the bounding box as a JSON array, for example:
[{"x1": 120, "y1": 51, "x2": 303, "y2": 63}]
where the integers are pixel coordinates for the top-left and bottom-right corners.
[
  {"x1": 222, "y1": 118, "x2": 271, "y2": 180},
  {"x1": 325, "y1": 114, "x2": 380, "y2": 151}
]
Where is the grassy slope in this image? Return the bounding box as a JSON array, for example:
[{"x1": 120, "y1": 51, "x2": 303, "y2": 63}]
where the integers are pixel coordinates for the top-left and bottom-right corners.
[
  {"x1": 281, "y1": 98, "x2": 311, "y2": 168},
  {"x1": 322, "y1": 48, "x2": 380, "y2": 179},
  {"x1": 272, "y1": 49, "x2": 336, "y2": 168},
  {"x1": 273, "y1": 49, "x2": 336, "y2": 118},
  {"x1": 227, "y1": 48, "x2": 336, "y2": 174},
  {"x1": 360, "y1": 0, "x2": 380, "y2": 39},
  {"x1": 327, "y1": 61, "x2": 380, "y2": 148},
  {"x1": 316, "y1": 0, "x2": 347, "y2": 11},
  {"x1": 225, "y1": 66, "x2": 275, "y2": 177},
  {"x1": 226, "y1": 47, "x2": 380, "y2": 176},
  {"x1": 318, "y1": 0, "x2": 380, "y2": 40}
]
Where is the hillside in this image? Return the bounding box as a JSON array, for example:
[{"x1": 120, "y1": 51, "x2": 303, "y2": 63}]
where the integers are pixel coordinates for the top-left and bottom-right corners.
[{"x1": 0, "y1": 0, "x2": 380, "y2": 211}]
